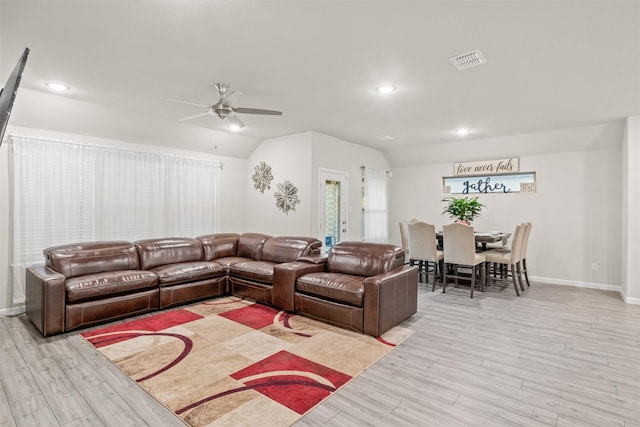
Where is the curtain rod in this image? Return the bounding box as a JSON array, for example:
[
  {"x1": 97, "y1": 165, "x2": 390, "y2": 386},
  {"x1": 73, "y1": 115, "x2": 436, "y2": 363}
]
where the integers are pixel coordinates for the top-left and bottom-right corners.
[{"x1": 7, "y1": 133, "x2": 224, "y2": 169}]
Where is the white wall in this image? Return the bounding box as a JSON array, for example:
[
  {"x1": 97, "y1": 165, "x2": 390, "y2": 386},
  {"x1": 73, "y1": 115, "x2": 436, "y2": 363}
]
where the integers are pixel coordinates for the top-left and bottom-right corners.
[
  {"x1": 389, "y1": 124, "x2": 623, "y2": 290},
  {"x1": 621, "y1": 116, "x2": 640, "y2": 302},
  {"x1": 311, "y1": 131, "x2": 390, "y2": 242},
  {"x1": 0, "y1": 125, "x2": 247, "y2": 312},
  {"x1": 245, "y1": 132, "x2": 313, "y2": 236},
  {"x1": 244, "y1": 130, "x2": 390, "y2": 241}
]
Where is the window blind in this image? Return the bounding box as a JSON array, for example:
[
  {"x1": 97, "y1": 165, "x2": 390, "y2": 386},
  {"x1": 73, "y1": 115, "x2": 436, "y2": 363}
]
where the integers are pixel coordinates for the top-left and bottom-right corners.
[{"x1": 10, "y1": 135, "x2": 221, "y2": 305}]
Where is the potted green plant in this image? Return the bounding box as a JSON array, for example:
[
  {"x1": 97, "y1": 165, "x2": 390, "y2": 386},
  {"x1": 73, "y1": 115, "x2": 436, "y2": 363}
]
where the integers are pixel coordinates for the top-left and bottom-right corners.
[{"x1": 441, "y1": 196, "x2": 485, "y2": 224}]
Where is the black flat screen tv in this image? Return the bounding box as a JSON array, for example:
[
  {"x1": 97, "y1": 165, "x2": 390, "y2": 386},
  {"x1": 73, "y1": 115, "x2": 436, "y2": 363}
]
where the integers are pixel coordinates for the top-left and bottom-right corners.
[{"x1": 0, "y1": 47, "x2": 30, "y2": 147}]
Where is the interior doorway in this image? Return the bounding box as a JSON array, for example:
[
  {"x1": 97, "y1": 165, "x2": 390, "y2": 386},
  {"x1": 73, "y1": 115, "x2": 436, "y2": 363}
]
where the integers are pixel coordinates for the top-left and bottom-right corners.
[{"x1": 319, "y1": 169, "x2": 348, "y2": 253}]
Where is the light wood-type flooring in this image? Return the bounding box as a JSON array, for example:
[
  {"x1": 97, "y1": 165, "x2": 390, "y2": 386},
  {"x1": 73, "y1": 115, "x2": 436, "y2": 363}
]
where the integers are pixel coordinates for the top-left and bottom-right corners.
[{"x1": 2, "y1": 281, "x2": 640, "y2": 426}]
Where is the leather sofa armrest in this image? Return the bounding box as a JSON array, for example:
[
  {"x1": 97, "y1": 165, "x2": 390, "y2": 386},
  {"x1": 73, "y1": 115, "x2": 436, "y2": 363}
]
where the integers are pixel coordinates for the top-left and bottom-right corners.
[
  {"x1": 295, "y1": 254, "x2": 328, "y2": 264},
  {"x1": 272, "y1": 261, "x2": 326, "y2": 311},
  {"x1": 362, "y1": 265, "x2": 418, "y2": 337},
  {"x1": 26, "y1": 265, "x2": 66, "y2": 336}
]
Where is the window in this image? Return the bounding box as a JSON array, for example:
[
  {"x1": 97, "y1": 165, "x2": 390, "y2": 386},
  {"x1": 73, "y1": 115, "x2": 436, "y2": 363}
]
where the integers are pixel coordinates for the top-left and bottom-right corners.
[{"x1": 11, "y1": 136, "x2": 221, "y2": 304}]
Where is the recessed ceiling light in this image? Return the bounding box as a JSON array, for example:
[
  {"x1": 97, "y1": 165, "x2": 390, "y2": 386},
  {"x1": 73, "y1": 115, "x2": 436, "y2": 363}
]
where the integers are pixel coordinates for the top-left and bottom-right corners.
[
  {"x1": 44, "y1": 82, "x2": 70, "y2": 92},
  {"x1": 375, "y1": 85, "x2": 396, "y2": 94},
  {"x1": 454, "y1": 128, "x2": 472, "y2": 136}
]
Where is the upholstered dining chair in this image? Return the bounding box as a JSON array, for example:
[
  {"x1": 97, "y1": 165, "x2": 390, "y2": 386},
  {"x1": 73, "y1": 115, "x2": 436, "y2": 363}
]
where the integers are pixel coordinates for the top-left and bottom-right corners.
[
  {"x1": 483, "y1": 223, "x2": 526, "y2": 296},
  {"x1": 399, "y1": 221, "x2": 410, "y2": 264},
  {"x1": 407, "y1": 221, "x2": 444, "y2": 291},
  {"x1": 520, "y1": 222, "x2": 532, "y2": 287},
  {"x1": 399, "y1": 219, "x2": 418, "y2": 265},
  {"x1": 442, "y1": 222, "x2": 486, "y2": 298}
]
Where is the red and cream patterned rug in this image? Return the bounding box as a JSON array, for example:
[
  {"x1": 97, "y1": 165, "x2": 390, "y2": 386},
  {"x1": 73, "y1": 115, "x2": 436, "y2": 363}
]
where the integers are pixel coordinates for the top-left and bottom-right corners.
[{"x1": 81, "y1": 297, "x2": 413, "y2": 426}]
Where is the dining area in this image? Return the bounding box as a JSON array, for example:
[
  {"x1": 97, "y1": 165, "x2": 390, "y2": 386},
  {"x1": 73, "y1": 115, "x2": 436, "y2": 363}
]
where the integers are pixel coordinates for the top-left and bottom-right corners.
[{"x1": 399, "y1": 197, "x2": 533, "y2": 298}]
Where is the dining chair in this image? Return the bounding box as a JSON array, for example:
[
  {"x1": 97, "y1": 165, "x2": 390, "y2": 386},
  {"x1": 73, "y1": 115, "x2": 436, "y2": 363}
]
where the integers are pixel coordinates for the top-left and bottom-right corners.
[
  {"x1": 442, "y1": 222, "x2": 486, "y2": 298},
  {"x1": 520, "y1": 222, "x2": 532, "y2": 287},
  {"x1": 399, "y1": 221, "x2": 409, "y2": 264},
  {"x1": 407, "y1": 221, "x2": 444, "y2": 291},
  {"x1": 484, "y1": 230, "x2": 514, "y2": 277},
  {"x1": 483, "y1": 223, "x2": 526, "y2": 296},
  {"x1": 399, "y1": 219, "x2": 417, "y2": 265}
]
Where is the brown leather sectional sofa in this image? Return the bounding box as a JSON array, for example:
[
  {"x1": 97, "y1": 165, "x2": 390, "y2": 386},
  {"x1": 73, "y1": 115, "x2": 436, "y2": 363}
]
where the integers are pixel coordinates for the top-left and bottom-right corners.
[
  {"x1": 26, "y1": 233, "x2": 418, "y2": 338},
  {"x1": 294, "y1": 242, "x2": 417, "y2": 337}
]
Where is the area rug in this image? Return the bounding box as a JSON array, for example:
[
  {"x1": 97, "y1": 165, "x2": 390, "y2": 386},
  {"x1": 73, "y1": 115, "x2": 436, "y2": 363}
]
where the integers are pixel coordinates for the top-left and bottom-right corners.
[{"x1": 81, "y1": 297, "x2": 413, "y2": 426}]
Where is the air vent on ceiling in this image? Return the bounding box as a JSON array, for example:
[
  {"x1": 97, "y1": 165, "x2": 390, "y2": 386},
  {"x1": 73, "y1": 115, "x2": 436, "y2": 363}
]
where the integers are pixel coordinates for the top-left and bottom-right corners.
[{"x1": 449, "y1": 50, "x2": 487, "y2": 70}]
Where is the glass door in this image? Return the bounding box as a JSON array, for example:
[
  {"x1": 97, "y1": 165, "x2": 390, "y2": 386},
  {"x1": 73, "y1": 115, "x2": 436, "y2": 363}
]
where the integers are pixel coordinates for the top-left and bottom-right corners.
[{"x1": 319, "y1": 170, "x2": 348, "y2": 253}]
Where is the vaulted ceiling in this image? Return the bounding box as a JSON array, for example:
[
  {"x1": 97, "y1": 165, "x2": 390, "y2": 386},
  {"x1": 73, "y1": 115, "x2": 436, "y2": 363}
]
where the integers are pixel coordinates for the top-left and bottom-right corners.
[{"x1": 2, "y1": 1, "x2": 639, "y2": 163}]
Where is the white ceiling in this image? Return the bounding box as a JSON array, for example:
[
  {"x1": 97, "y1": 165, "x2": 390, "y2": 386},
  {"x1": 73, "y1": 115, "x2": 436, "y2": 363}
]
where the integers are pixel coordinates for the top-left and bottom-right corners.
[{"x1": 1, "y1": 1, "x2": 639, "y2": 163}]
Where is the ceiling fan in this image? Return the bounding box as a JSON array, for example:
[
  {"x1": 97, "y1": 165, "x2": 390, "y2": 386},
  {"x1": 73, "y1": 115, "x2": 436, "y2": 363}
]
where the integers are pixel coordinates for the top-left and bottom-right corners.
[{"x1": 174, "y1": 83, "x2": 282, "y2": 129}]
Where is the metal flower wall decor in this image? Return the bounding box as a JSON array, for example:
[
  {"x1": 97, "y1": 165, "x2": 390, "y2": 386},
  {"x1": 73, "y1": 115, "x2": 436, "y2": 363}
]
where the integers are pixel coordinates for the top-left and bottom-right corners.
[
  {"x1": 274, "y1": 180, "x2": 300, "y2": 215},
  {"x1": 251, "y1": 161, "x2": 273, "y2": 193}
]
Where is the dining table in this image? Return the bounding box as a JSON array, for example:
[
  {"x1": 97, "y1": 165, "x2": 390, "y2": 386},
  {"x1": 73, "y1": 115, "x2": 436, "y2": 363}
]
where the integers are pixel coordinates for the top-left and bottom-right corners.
[{"x1": 436, "y1": 230, "x2": 511, "y2": 251}]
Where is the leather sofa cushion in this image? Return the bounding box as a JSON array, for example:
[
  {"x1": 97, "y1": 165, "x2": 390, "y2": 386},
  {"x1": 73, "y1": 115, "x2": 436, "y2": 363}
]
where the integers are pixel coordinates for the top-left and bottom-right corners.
[
  {"x1": 327, "y1": 242, "x2": 404, "y2": 277},
  {"x1": 236, "y1": 233, "x2": 271, "y2": 260},
  {"x1": 66, "y1": 270, "x2": 158, "y2": 303},
  {"x1": 151, "y1": 261, "x2": 225, "y2": 286},
  {"x1": 230, "y1": 261, "x2": 276, "y2": 283},
  {"x1": 135, "y1": 238, "x2": 204, "y2": 270},
  {"x1": 214, "y1": 257, "x2": 254, "y2": 270},
  {"x1": 45, "y1": 241, "x2": 140, "y2": 279},
  {"x1": 197, "y1": 233, "x2": 240, "y2": 261},
  {"x1": 261, "y1": 236, "x2": 322, "y2": 264},
  {"x1": 296, "y1": 272, "x2": 365, "y2": 307}
]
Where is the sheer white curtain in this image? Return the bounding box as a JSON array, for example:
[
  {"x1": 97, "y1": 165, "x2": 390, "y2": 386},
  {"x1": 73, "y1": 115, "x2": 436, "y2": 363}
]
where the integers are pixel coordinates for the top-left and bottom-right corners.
[
  {"x1": 96, "y1": 150, "x2": 168, "y2": 240},
  {"x1": 11, "y1": 135, "x2": 221, "y2": 305},
  {"x1": 12, "y1": 137, "x2": 94, "y2": 304},
  {"x1": 169, "y1": 157, "x2": 220, "y2": 237},
  {"x1": 362, "y1": 167, "x2": 389, "y2": 243}
]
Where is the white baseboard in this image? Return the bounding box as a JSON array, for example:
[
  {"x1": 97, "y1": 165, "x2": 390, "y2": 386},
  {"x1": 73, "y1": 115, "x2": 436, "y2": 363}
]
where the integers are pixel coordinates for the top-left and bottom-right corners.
[
  {"x1": 530, "y1": 276, "x2": 622, "y2": 293},
  {"x1": 517, "y1": 276, "x2": 640, "y2": 305},
  {"x1": 0, "y1": 305, "x2": 25, "y2": 316},
  {"x1": 618, "y1": 288, "x2": 640, "y2": 305}
]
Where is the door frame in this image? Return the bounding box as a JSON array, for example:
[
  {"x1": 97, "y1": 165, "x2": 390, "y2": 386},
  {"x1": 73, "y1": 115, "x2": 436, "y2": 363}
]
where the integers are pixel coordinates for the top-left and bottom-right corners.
[{"x1": 318, "y1": 168, "x2": 348, "y2": 252}]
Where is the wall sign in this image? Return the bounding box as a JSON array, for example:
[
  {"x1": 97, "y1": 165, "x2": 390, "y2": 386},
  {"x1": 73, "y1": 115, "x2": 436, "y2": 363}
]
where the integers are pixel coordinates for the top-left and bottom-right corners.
[
  {"x1": 442, "y1": 172, "x2": 536, "y2": 195},
  {"x1": 454, "y1": 158, "x2": 519, "y2": 176}
]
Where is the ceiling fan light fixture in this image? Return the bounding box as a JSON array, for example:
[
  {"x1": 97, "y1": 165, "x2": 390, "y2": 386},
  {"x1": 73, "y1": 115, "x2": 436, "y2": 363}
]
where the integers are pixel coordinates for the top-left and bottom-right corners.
[
  {"x1": 227, "y1": 123, "x2": 243, "y2": 132},
  {"x1": 375, "y1": 85, "x2": 396, "y2": 94}
]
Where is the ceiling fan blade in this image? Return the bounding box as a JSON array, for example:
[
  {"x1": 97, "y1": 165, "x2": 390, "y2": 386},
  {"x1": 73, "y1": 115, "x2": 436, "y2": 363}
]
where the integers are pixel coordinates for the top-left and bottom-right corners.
[
  {"x1": 234, "y1": 107, "x2": 282, "y2": 116},
  {"x1": 227, "y1": 116, "x2": 245, "y2": 129},
  {"x1": 162, "y1": 97, "x2": 209, "y2": 108},
  {"x1": 177, "y1": 112, "x2": 209, "y2": 122}
]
